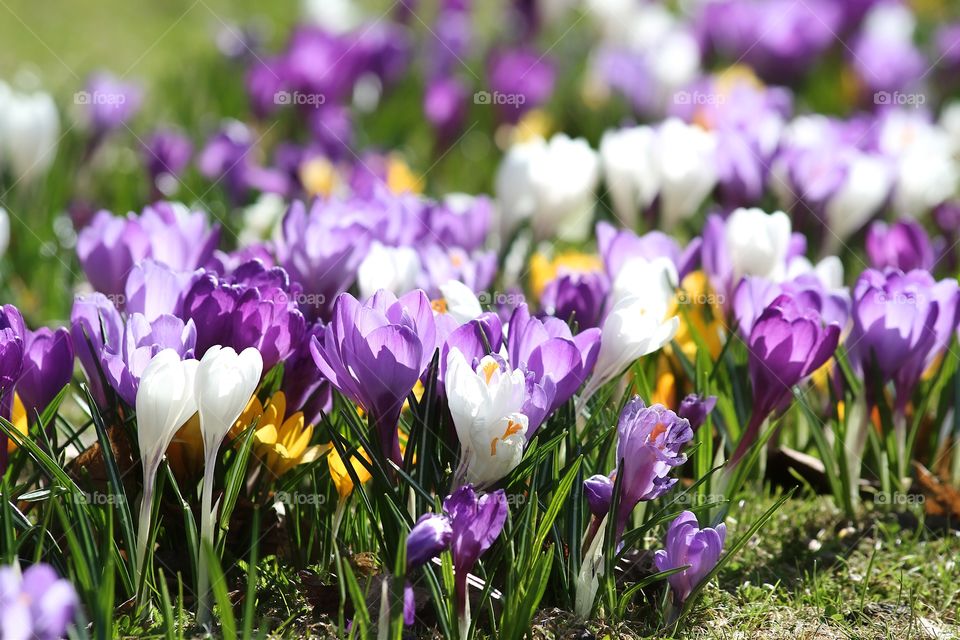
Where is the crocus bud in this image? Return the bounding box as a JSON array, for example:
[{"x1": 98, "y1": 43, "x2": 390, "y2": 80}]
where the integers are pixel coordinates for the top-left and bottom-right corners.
[
  {"x1": 865, "y1": 220, "x2": 934, "y2": 272},
  {"x1": 406, "y1": 513, "x2": 452, "y2": 570},
  {"x1": 678, "y1": 394, "x2": 717, "y2": 431},
  {"x1": 654, "y1": 511, "x2": 726, "y2": 604},
  {"x1": 583, "y1": 474, "x2": 613, "y2": 518}
]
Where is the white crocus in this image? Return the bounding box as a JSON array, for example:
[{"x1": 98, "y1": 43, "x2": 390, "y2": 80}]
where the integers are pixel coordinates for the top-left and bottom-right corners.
[
  {"x1": 600, "y1": 126, "x2": 660, "y2": 228},
  {"x1": 656, "y1": 118, "x2": 718, "y2": 231},
  {"x1": 357, "y1": 242, "x2": 423, "y2": 300},
  {"x1": 2, "y1": 89, "x2": 60, "y2": 184},
  {"x1": 496, "y1": 134, "x2": 600, "y2": 243},
  {"x1": 578, "y1": 260, "x2": 679, "y2": 412},
  {"x1": 823, "y1": 152, "x2": 891, "y2": 251},
  {"x1": 134, "y1": 349, "x2": 199, "y2": 582},
  {"x1": 610, "y1": 255, "x2": 678, "y2": 311},
  {"x1": 195, "y1": 346, "x2": 263, "y2": 624},
  {"x1": 725, "y1": 207, "x2": 792, "y2": 284},
  {"x1": 438, "y1": 280, "x2": 482, "y2": 324},
  {"x1": 446, "y1": 348, "x2": 529, "y2": 488}
]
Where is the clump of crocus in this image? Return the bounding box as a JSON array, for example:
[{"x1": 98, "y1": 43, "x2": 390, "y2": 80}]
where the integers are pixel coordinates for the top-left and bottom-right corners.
[
  {"x1": 733, "y1": 294, "x2": 840, "y2": 465},
  {"x1": 0, "y1": 562, "x2": 79, "y2": 639},
  {"x1": 654, "y1": 511, "x2": 726, "y2": 606},
  {"x1": 311, "y1": 290, "x2": 436, "y2": 465}
]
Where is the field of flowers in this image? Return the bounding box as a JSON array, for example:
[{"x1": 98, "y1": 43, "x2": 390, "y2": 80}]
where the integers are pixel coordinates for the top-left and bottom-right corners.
[{"x1": 1, "y1": 0, "x2": 960, "y2": 638}]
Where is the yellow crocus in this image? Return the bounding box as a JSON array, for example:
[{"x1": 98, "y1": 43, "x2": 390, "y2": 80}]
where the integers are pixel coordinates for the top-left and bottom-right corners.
[
  {"x1": 244, "y1": 392, "x2": 328, "y2": 479},
  {"x1": 387, "y1": 155, "x2": 422, "y2": 194},
  {"x1": 6, "y1": 394, "x2": 28, "y2": 454},
  {"x1": 299, "y1": 157, "x2": 338, "y2": 198},
  {"x1": 667, "y1": 271, "x2": 724, "y2": 363},
  {"x1": 327, "y1": 445, "x2": 372, "y2": 500}
]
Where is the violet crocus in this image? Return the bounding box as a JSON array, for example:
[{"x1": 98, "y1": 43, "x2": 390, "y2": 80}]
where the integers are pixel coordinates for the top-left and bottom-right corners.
[
  {"x1": 280, "y1": 323, "x2": 332, "y2": 427},
  {"x1": 540, "y1": 271, "x2": 610, "y2": 330},
  {"x1": 848, "y1": 269, "x2": 960, "y2": 414},
  {"x1": 613, "y1": 398, "x2": 694, "y2": 544},
  {"x1": 76, "y1": 202, "x2": 219, "y2": 300},
  {"x1": 733, "y1": 294, "x2": 841, "y2": 465},
  {"x1": 424, "y1": 76, "x2": 468, "y2": 145},
  {"x1": 865, "y1": 220, "x2": 934, "y2": 272},
  {"x1": 487, "y1": 47, "x2": 556, "y2": 124},
  {"x1": 443, "y1": 485, "x2": 508, "y2": 637},
  {"x1": 17, "y1": 327, "x2": 74, "y2": 420},
  {"x1": 678, "y1": 394, "x2": 718, "y2": 431},
  {"x1": 143, "y1": 129, "x2": 193, "y2": 193},
  {"x1": 181, "y1": 260, "x2": 305, "y2": 373},
  {"x1": 654, "y1": 511, "x2": 726, "y2": 605},
  {"x1": 0, "y1": 562, "x2": 79, "y2": 640},
  {"x1": 0, "y1": 306, "x2": 25, "y2": 470},
  {"x1": 311, "y1": 290, "x2": 436, "y2": 465},
  {"x1": 198, "y1": 123, "x2": 291, "y2": 202},
  {"x1": 403, "y1": 513, "x2": 454, "y2": 626},
  {"x1": 506, "y1": 305, "x2": 600, "y2": 426},
  {"x1": 83, "y1": 72, "x2": 143, "y2": 136}
]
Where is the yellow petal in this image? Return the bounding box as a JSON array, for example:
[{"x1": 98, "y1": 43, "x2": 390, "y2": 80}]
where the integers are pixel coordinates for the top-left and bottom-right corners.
[{"x1": 7, "y1": 393, "x2": 27, "y2": 454}]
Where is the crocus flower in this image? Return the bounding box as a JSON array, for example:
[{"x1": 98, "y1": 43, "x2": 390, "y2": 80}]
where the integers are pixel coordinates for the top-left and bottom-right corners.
[
  {"x1": 848, "y1": 270, "x2": 960, "y2": 414},
  {"x1": 2, "y1": 88, "x2": 60, "y2": 184},
  {"x1": 653, "y1": 511, "x2": 726, "y2": 604},
  {"x1": 16, "y1": 327, "x2": 74, "y2": 421},
  {"x1": 143, "y1": 129, "x2": 193, "y2": 193},
  {"x1": 579, "y1": 263, "x2": 679, "y2": 410},
  {"x1": 612, "y1": 398, "x2": 693, "y2": 544},
  {"x1": 0, "y1": 306, "x2": 25, "y2": 470},
  {"x1": 495, "y1": 133, "x2": 600, "y2": 243},
  {"x1": 678, "y1": 394, "x2": 718, "y2": 431},
  {"x1": 654, "y1": 119, "x2": 718, "y2": 231},
  {"x1": 83, "y1": 72, "x2": 143, "y2": 136},
  {"x1": 236, "y1": 391, "x2": 327, "y2": 479},
  {"x1": 76, "y1": 203, "x2": 219, "y2": 300},
  {"x1": 403, "y1": 513, "x2": 454, "y2": 625},
  {"x1": 134, "y1": 349, "x2": 199, "y2": 581},
  {"x1": 357, "y1": 242, "x2": 422, "y2": 300},
  {"x1": 424, "y1": 76, "x2": 468, "y2": 145},
  {"x1": 540, "y1": 271, "x2": 610, "y2": 330},
  {"x1": 446, "y1": 348, "x2": 529, "y2": 488},
  {"x1": 194, "y1": 346, "x2": 263, "y2": 624},
  {"x1": 311, "y1": 290, "x2": 436, "y2": 465},
  {"x1": 599, "y1": 125, "x2": 659, "y2": 229},
  {"x1": 181, "y1": 260, "x2": 305, "y2": 372},
  {"x1": 0, "y1": 562, "x2": 79, "y2": 640},
  {"x1": 487, "y1": 47, "x2": 556, "y2": 124},
  {"x1": 701, "y1": 208, "x2": 792, "y2": 300},
  {"x1": 506, "y1": 304, "x2": 600, "y2": 421},
  {"x1": 443, "y1": 485, "x2": 508, "y2": 636},
  {"x1": 583, "y1": 474, "x2": 613, "y2": 518},
  {"x1": 865, "y1": 220, "x2": 934, "y2": 273},
  {"x1": 733, "y1": 294, "x2": 840, "y2": 464}
]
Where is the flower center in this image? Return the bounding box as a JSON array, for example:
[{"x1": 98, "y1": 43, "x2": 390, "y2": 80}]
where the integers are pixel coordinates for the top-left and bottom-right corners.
[
  {"x1": 481, "y1": 360, "x2": 499, "y2": 384},
  {"x1": 490, "y1": 419, "x2": 524, "y2": 456},
  {"x1": 431, "y1": 298, "x2": 448, "y2": 314}
]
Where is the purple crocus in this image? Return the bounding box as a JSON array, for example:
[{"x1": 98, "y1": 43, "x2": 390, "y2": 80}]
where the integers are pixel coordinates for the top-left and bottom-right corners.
[
  {"x1": 76, "y1": 203, "x2": 219, "y2": 300},
  {"x1": 443, "y1": 485, "x2": 507, "y2": 622},
  {"x1": 181, "y1": 260, "x2": 305, "y2": 372},
  {"x1": 848, "y1": 269, "x2": 960, "y2": 414},
  {"x1": 71, "y1": 292, "x2": 197, "y2": 407},
  {"x1": 17, "y1": 328, "x2": 74, "y2": 420},
  {"x1": 407, "y1": 513, "x2": 453, "y2": 570},
  {"x1": 678, "y1": 394, "x2": 718, "y2": 431},
  {"x1": 540, "y1": 271, "x2": 610, "y2": 330},
  {"x1": 506, "y1": 305, "x2": 600, "y2": 429},
  {"x1": 654, "y1": 511, "x2": 726, "y2": 604},
  {"x1": 424, "y1": 76, "x2": 468, "y2": 145},
  {"x1": 281, "y1": 322, "x2": 332, "y2": 427},
  {"x1": 143, "y1": 129, "x2": 193, "y2": 192},
  {"x1": 733, "y1": 294, "x2": 841, "y2": 464},
  {"x1": 612, "y1": 398, "x2": 694, "y2": 544},
  {"x1": 198, "y1": 123, "x2": 292, "y2": 202},
  {"x1": 0, "y1": 306, "x2": 25, "y2": 468},
  {"x1": 865, "y1": 220, "x2": 934, "y2": 272},
  {"x1": 83, "y1": 72, "x2": 143, "y2": 136},
  {"x1": 486, "y1": 47, "x2": 556, "y2": 124},
  {"x1": 311, "y1": 290, "x2": 436, "y2": 464},
  {"x1": 403, "y1": 512, "x2": 454, "y2": 626},
  {"x1": 0, "y1": 562, "x2": 79, "y2": 640},
  {"x1": 583, "y1": 474, "x2": 613, "y2": 518}
]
